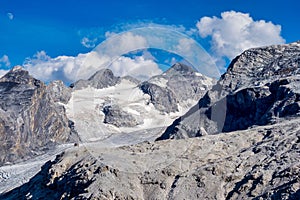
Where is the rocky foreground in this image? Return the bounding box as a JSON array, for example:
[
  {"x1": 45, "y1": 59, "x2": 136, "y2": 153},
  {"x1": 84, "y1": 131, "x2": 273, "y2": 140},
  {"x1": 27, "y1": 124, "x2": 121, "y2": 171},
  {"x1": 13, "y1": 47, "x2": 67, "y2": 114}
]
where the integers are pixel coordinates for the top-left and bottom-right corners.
[{"x1": 1, "y1": 118, "x2": 299, "y2": 199}]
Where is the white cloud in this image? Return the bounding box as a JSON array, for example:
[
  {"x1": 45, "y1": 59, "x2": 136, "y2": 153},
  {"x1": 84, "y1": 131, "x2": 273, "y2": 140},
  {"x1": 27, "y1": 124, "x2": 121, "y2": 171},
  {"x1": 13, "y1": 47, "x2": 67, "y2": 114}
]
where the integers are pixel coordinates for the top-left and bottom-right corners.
[
  {"x1": 24, "y1": 51, "x2": 105, "y2": 83},
  {"x1": 24, "y1": 31, "x2": 160, "y2": 83},
  {"x1": 196, "y1": 11, "x2": 285, "y2": 66},
  {"x1": 0, "y1": 55, "x2": 11, "y2": 67},
  {"x1": 24, "y1": 50, "x2": 161, "y2": 83},
  {"x1": 175, "y1": 38, "x2": 195, "y2": 56},
  {"x1": 99, "y1": 32, "x2": 148, "y2": 57},
  {"x1": 7, "y1": 12, "x2": 14, "y2": 20},
  {"x1": 81, "y1": 37, "x2": 98, "y2": 48},
  {"x1": 109, "y1": 56, "x2": 162, "y2": 80}
]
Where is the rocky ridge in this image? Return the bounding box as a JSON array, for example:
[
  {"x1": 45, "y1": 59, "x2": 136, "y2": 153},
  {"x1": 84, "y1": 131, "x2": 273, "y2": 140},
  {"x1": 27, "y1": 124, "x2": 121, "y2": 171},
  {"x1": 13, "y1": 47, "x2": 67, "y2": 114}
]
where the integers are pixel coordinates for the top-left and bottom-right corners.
[{"x1": 157, "y1": 41, "x2": 300, "y2": 140}]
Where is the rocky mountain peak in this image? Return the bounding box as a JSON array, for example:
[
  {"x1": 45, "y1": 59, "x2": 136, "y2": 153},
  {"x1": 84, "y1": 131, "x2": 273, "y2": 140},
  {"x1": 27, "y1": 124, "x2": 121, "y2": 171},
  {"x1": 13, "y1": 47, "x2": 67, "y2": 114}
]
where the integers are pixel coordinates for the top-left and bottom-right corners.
[
  {"x1": 70, "y1": 68, "x2": 120, "y2": 90},
  {"x1": 88, "y1": 68, "x2": 114, "y2": 81},
  {"x1": 136, "y1": 62, "x2": 215, "y2": 113},
  {"x1": 0, "y1": 66, "x2": 41, "y2": 86},
  {"x1": 164, "y1": 62, "x2": 196, "y2": 76}
]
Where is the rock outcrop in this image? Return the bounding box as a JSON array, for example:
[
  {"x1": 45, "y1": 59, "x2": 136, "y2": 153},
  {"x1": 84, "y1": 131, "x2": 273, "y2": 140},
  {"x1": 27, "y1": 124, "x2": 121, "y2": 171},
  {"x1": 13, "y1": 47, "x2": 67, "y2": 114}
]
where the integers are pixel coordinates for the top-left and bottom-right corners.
[
  {"x1": 102, "y1": 104, "x2": 143, "y2": 127},
  {"x1": 157, "y1": 41, "x2": 300, "y2": 140},
  {"x1": 0, "y1": 67, "x2": 75, "y2": 166},
  {"x1": 139, "y1": 82, "x2": 179, "y2": 113}
]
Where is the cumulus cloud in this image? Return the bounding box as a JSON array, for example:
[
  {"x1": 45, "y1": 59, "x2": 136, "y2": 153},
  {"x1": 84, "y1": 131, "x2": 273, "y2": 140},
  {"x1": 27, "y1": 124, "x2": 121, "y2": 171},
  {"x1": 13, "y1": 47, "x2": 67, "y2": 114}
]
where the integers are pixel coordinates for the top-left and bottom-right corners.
[
  {"x1": 24, "y1": 51, "x2": 108, "y2": 83},
  {"x1": 24, "y1": 31, "x2": 162, "y2": 83},
  {"x1": 196, "y1": 11, "x2": 285, "y2": 66},
  {"x1": 0, "y1": 55, "x2": 11, "y2": 67},
  {"x1": 24, "y1": 51, "x2": 161, "y2": 83},
  {"x1": 109, "y1": 56, "x2": 161, "y2": 80}
]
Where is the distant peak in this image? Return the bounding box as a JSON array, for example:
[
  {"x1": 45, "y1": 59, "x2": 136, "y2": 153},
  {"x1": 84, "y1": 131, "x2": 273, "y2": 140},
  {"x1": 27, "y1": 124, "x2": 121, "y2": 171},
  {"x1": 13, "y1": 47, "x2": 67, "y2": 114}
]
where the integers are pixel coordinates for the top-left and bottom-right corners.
[
  {"x1": 165, "y1": 63, "x2": 196, "y2": 75},
  {"x1": 88, "y1": 68, "x2": 115, "y2": 81}
]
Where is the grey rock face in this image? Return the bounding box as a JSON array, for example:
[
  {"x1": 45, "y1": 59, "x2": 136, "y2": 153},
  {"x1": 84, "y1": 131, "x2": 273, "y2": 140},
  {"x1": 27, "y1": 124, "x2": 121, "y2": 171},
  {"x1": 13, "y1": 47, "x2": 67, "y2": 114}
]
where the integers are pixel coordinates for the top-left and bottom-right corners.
[
  {"x1": 2, "y1": 119, "x2": 299, "y2": 199},
  {"x1": 46, "y1": 80, "x2": 72, "y2": 104},
  {"x1": 148, "y1": 63, "x2": 215, "y2": 104},
  {"x1": 139, "y1": 82, "x2": 179, "y2": 113},
  {"x1": 70, "y1": 69, "x2": 120, "y2": 90},
  {"x1": 157, "y1": 41, "x2": 300, "y2": 140},
  {"x1": 102, "y1": 104, "x2": 143, "y2": 127},
  {"x1": 0, "y1": 67, "x2": 74, "y2": 166}
]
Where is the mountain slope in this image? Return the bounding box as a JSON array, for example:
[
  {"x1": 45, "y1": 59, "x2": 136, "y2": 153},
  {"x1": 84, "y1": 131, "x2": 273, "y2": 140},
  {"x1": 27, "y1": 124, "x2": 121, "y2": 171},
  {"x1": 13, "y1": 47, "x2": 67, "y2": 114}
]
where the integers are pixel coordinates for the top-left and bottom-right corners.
[
  {"x1": 157, "y1": 41, "x2": 300, "y2": 140},
  {"x1": 1, "y1": 118, "x2": 299, "y2": 199}
]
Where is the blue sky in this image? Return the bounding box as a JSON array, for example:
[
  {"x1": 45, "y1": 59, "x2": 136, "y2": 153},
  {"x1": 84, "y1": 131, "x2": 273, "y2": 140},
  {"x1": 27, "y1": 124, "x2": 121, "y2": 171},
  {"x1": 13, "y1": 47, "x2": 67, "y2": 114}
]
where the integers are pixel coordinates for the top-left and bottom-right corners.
[{"x1": 0, "y1": 0, "x2": 299, "y2": 81}]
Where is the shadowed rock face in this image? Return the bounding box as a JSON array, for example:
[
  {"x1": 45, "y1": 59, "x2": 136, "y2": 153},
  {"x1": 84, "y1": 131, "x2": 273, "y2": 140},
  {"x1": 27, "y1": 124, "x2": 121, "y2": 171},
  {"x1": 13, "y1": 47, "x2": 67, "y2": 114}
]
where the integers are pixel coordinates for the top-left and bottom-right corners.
[
  {"x1": 139, "y1": 63, "x2": 215, "y2": 113},
  {"x1": 139, "y1": 81, "x2": 179, "y2": 113},
  {"x1": 0, "y1": 67, "x2": 74, "y2": 166},
  {"x1": 102, "y1": 104, "x2": 143, "y2": 127},
  {"x1": 157, "y1": 41, "x2": 300, "y2": 140}
]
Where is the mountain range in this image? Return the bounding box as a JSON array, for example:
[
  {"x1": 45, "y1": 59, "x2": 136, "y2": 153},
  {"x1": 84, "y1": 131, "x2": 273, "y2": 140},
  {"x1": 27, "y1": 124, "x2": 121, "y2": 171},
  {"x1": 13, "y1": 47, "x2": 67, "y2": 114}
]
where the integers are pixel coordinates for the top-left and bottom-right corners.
[{"x1": 0, "y1": 42, "x2": 299, "y2": 199}]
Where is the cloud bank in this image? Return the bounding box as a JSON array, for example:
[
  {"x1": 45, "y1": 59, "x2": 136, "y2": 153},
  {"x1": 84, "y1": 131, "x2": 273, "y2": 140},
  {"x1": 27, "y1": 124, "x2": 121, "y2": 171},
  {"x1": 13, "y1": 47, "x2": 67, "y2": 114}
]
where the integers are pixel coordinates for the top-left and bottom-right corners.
[
  {"x1": 196, "y1": 11, "x2": 285, "y2": 68},
  {"x1": 24, "y1": 51, "x2": 161, "y2": 84},
  {"x1": 25, "y1": 26, "x2": 219, "y2": 83}
]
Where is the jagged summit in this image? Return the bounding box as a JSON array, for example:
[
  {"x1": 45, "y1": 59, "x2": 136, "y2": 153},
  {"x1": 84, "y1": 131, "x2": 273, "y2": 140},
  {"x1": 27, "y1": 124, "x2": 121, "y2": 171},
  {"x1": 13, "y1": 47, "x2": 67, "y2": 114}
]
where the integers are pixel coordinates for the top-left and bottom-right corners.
[
  {"x1": 0, "y1": 66, "x2": 39, "y2": 85},
  {"x1": 143, "y1": 62, "x2": 215, "y2": 111}
]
